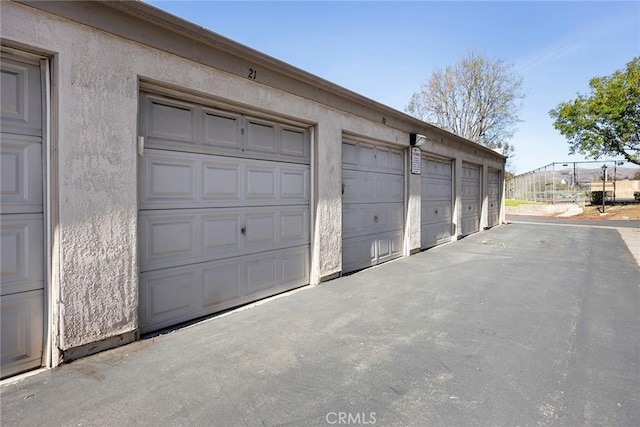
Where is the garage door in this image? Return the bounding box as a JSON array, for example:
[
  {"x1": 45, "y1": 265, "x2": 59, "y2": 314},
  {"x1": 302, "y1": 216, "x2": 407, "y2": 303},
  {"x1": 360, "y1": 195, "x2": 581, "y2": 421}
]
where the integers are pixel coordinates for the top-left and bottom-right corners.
[
  {"x1": 1, "y1": 56, "x2": 45, "y2": 378},
  {"x1": 342, "y1": 139, "x2": 404, "y2": 274},
  {"x1": 421, "y1": 156, "x2": 453, "y2": 249},
  {"x1": 487, "y1": 169, "x2": 501, "y2": 228},
  {"x1": 138, "y1": 92, "x2": 310, "y2": 334},
  {"x1": 460, "y1": 162, "x2": 481, "y2": 237}
]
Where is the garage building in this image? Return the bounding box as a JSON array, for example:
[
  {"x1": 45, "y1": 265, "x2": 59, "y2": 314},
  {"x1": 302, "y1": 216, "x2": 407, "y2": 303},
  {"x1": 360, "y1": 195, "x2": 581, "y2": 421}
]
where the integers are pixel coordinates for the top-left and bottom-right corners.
[{"x1": 0, "y1": 0, "x2": 505, "y2": 379}]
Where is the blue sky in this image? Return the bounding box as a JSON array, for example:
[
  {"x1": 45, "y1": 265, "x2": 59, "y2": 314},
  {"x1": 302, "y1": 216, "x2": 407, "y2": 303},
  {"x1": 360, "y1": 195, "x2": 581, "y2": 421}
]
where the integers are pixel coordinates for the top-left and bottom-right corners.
[{"x1": 145, "y1": 1, "x2": 639, "y2": 173}]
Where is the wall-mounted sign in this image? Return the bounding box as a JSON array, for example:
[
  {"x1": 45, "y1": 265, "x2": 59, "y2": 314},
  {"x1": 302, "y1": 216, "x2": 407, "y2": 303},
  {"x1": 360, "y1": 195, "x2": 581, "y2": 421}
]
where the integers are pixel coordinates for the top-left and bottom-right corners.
[{"x1": 411, "y1": 147, "x2": 421, "y2": 174}]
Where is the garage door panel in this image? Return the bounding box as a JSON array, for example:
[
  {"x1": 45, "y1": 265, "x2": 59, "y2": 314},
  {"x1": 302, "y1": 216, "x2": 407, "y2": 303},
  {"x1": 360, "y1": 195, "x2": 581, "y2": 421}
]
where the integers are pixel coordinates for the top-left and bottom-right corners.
[
  {"x1": 390, "y1": 150, "x2": 403, "y2": 173},
  {"x1": 342, "y1": 142, "x2": 357, "y2": 165},
  {"x1": 421, "y1": 222, "x2": 452, "y2": 248},
  {"x1": 140, "y1": 149, "x2": 309, "y2": 209},
  {"x1": 342, "y1": 141, "x2": 404, "y2": 175},
  {"x1": 143, "y1": 214, "x2": 197, "y2": 264},
  {"x1": 246, "y1": 166, "x2": 276, "y2": 199},
  {"x1": 421, "y1": 201, "x2": 452, "y2": 225},
  {"x1": 202, "y1": 262, "x2": 243, "y2": 308},
  {"x1": 203, "y1": 109, "x2": 241, "y2": 149},
  {"x1": 422, "y1": 176, "x2": 451, "y2": 201},
  {"x1": 139, "y1": 269, "x2": 198, "y2": 330},
  {"x1": 376, "y1": 174, "x2": 404, "y2": 200},
  {"x1": 1, "y1": 60, "x2": 42, "y2": 136},
  {"x1": 139, "y1": 246, "x2": 309, "y2": 333},
  {"x1": 280, "y1": 168, "x2": 309, "y2": 200},
  {"x1": 377, "y1": 231, "x2": 403, "y2": 262},
  {"x1": 245, "y1": 212, "x2": 275, "y2": 246},
  {"x1": 342, "y1": 236, "x2": 377, "y2": 274},
  {"x1": 424, "y1": 158, "x2": 453, "y2": 178},
  {"x1": 342, "y1": 230, "x2": 402, "y2": 273},
  {"x1": 359, "y1": 144, "x2": 375, "y2": 168},
  {"x1": 1, "y1": 214, "x2": 44, "y2": 296},
  {"x1": 1, "y1": 290, "x2": 43, "y2": 378},
  {"x1": 460, "y1": 216, "x2": 480, "y2": 236},
  {"x1": 341, "y1": 203, "x2": 403, "y2": 239},
  {"x1": 247, "y1": 256, "x2": 277, "y2": 294},
  {"x1": 375, "y1": 148, "x2": 389, "y2": 170},
  {"x1": 341, "y1": 170, "x2": 372, "y2": 201},
  {"x1": 463, "y1": 164, "x2": 480, "y2": 180},
  {"x1": 146, "y1": 96, "x2": 196, "y2": 144},
  {"x1": 142, "y1": 93, "x2": 311, "y2": 163},
  {"x1": 202, "y1": 161, "x2": 240, "y2": 200},
  {"x1": 281, "y1": 248, "x2": 308, "y2": 286},
  {"x1": 140, "y1": 206, "x2": 309, "y2": 271},
  {"x1": 143, "y1": 155, "x2": 197, "y2": 203},
  {"x1": 1, "y1": 136, "x2": 42, "y2": 214},
  {"x1": 342, "y1": 170, "x2": 403, "y2": 204},
  {"x1": 203, "y1": 213, "x2": 240, "y2": 252},
  {"x1": 247, "y1": 119, "x2": 277, "y2": 154},
  {"x1": 280, "y1": 209, "x2": 309, "y2": 242},
  {"x1": 281, "y1": 128, "x2": 306, "y2": 158}
]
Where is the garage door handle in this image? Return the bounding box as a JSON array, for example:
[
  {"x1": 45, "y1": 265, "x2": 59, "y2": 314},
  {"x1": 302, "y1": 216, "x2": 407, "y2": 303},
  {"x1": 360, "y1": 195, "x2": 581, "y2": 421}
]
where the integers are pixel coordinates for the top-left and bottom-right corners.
[
  {"x1": 241, "y1": 226, "x2": 246, "y2": 235},
  {"x1": 468, "y1": 206, "x2": 472, "y2": 210},
  {"x1": 435, "y1": 209, "x2": 438, "y2": 214},
  {"x1": 374, "y1": 215, "x2": 378, "y2": 223}
]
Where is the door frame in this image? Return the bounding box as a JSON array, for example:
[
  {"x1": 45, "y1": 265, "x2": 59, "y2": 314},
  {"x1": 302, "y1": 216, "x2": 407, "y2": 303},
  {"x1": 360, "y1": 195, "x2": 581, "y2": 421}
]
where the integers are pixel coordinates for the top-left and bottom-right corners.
[{"x1": 0, "y1": 45, "x2": 58, "y2": 376}]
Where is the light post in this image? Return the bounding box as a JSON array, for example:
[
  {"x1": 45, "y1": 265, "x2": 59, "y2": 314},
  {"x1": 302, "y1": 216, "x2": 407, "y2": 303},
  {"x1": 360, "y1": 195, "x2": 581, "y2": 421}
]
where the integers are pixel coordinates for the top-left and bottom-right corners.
[
  {"x1": 614, "y1": 160, "x2": 624, "y2": 202},
  {"x1": 601, "y1": 164, "x2": 608, "y2": 212}
]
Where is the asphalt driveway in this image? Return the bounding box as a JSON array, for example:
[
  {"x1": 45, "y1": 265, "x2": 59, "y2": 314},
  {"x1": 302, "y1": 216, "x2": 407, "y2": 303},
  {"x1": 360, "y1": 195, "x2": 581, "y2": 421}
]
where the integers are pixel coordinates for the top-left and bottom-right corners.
[{"x1": 2, "y1": 220, "x2": 639, "y2": 426}]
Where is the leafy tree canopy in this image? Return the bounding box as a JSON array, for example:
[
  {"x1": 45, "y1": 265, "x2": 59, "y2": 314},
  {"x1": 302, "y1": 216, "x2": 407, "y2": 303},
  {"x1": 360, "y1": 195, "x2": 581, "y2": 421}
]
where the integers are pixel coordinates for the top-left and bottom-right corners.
[
  {"x1": 550, "y1": 57, "x2": 640, "y2": 165},
  {"x1": 406, "y1": 50, "x2": 525, "y2": 163}
]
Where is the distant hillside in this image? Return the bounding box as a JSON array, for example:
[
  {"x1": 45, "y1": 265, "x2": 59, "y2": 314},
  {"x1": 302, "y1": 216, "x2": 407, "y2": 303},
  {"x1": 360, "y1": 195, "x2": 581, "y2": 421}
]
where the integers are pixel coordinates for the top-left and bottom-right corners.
[{"x1": 556, "y1": 167, "x2": 640, "y2": 183}]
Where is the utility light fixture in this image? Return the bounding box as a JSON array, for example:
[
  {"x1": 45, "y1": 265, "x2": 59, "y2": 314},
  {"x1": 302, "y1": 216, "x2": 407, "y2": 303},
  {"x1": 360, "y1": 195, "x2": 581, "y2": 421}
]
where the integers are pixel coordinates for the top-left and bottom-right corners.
[{"x1": 410, "y1": 133, "x2": 427, "y2": 147}]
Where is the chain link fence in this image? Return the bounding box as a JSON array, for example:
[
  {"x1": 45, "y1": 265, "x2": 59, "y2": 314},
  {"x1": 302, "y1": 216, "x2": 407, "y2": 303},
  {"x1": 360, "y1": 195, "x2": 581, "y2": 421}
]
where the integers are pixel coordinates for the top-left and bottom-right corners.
[{"x1": 506, "y1": 160, "x2": 640, "y2": 205}]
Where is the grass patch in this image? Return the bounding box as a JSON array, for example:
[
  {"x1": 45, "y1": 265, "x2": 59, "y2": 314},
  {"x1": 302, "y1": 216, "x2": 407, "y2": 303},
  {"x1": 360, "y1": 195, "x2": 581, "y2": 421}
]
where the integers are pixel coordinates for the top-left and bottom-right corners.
[{"x1": 505, "y1": 199, "x2": 538, "y2": 207}]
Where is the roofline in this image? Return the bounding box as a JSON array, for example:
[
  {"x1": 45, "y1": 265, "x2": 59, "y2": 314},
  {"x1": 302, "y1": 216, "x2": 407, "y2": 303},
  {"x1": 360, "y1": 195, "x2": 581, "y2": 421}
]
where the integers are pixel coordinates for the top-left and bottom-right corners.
[{"x1": 16, "y1": 0, "x2": 506, "y2": 161}]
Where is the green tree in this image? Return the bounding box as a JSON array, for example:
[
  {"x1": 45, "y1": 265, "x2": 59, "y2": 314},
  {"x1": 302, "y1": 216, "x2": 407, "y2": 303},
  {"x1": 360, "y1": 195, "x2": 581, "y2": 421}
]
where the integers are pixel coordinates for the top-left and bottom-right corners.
[
  {"x1": 406, "y1": 50, "x2": 525, "y2": 162},
  {"x1": 550, "y1": 57, "x2": 640, "y2": 165}
]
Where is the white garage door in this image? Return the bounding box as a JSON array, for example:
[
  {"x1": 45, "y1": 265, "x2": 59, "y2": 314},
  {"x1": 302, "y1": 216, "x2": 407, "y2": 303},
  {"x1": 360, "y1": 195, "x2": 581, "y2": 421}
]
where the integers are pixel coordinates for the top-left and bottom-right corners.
[
  {"x1": 460, "y1": 162, "x2": 481, "y2": 237},
  {"x1": 421, "y1": 156, "x2": 453, "y2": 249},
  {"x1": 1, "y1": 56, "x2": 45, "y2": 378},
  {"x1": 487, "y1": 169, "x2": 501, "y2": 228},
  {"x1": 342, "y1": 139, "x2": 404, "y2": 274},
  {"x1": 487, "y1": 169, "x2": 500, "y2": 227},
  {"x1": 138, "y1": 93, "x2": 310, "y2": 334}
]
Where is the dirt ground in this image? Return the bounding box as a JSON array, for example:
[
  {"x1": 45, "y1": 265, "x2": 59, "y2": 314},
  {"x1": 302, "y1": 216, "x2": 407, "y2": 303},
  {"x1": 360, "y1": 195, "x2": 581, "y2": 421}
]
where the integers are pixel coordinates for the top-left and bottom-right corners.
[{"x1": 574, "y1": 203, "x2": 640, "y2": 220}]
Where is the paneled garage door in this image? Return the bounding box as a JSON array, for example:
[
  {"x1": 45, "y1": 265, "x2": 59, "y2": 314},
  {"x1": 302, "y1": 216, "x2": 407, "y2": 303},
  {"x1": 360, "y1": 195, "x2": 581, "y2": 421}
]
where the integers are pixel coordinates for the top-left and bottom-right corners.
[
  {"x1": 421, "y1": 156, "x2": 453, "y2": 249},
  {"x1": 138, "y1": 92, "x2": 310, "y2": 334},
  {"x1": 1, "y1": 56, "x2": 45, "y2": 378},
  {"x1": 487, "y1": 169, "x2": 501, "y2": 228},
  {"x1": 342, "y1": 139, "x2": 404, "y2": 274},
  {"x1": 460, "y1": 162, "x2": 481, "y2": 237}
]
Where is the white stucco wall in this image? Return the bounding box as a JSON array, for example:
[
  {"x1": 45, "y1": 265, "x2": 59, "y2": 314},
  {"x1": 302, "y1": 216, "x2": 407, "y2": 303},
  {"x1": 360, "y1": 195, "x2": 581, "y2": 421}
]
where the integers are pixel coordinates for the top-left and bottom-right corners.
[{"x1": 1, "y1": 1, "x2": 504, "y2": 353}]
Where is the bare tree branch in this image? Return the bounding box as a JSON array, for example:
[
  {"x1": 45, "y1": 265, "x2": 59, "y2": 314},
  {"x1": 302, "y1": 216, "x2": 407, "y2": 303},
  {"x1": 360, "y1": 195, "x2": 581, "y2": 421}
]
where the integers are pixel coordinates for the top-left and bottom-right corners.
[{"x1": 405, "y1": 50, "x2": 525, "y2": 168}]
